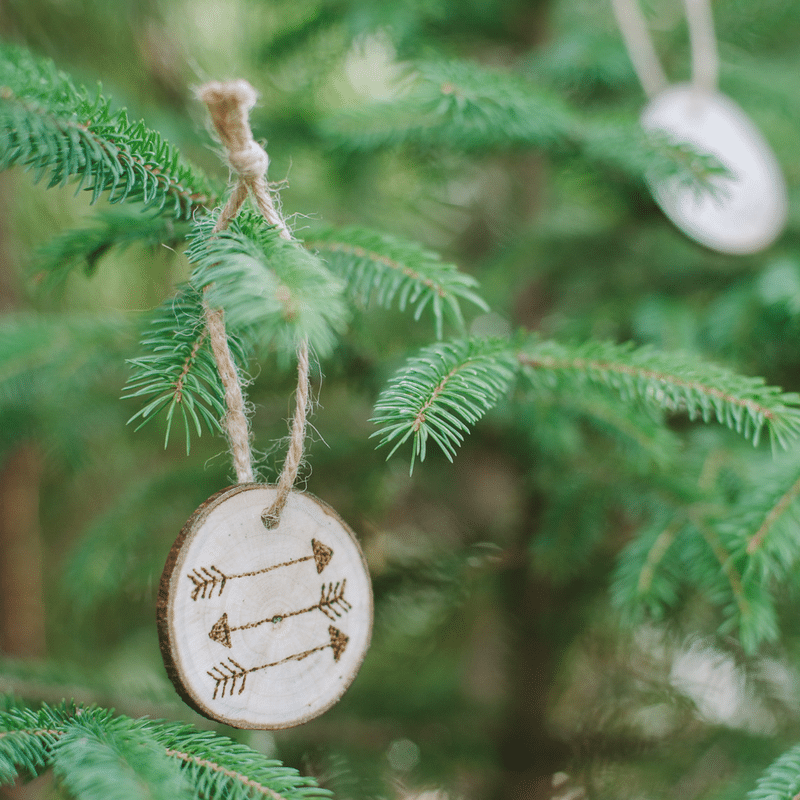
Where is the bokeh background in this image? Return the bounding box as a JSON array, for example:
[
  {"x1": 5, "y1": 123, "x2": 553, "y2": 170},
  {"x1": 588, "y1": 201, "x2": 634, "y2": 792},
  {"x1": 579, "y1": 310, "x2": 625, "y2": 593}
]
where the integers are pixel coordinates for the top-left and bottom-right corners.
[{"x1": 3, "y1": 1, "x2": 800, "y2": 798}]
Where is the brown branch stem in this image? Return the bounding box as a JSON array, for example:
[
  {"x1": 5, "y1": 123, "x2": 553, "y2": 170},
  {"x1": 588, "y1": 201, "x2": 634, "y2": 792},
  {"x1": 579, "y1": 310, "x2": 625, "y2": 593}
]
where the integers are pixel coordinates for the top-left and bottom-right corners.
[
  {"x1": 164, "y1": 748, "x2": 288, "y2": 800},
  {"x1": 518, "y1": 353, "x2": 776, "y2": 421},
  {"x1": 747, "y1": 473, "x2": 800, "y2": 555},
  {"x1": 309, "y1": 240, "x2": 447, "y2": 297}
]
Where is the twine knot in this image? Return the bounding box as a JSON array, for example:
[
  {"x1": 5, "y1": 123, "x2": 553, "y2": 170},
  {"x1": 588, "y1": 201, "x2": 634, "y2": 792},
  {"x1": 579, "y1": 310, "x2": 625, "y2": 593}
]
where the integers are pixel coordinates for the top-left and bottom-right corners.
[
  {"x1": 198, "y1": 79, "x2": 269, "y2": 184},
  {"x1": 228, "y1": 142, "x2": 269, "y2": 181}
]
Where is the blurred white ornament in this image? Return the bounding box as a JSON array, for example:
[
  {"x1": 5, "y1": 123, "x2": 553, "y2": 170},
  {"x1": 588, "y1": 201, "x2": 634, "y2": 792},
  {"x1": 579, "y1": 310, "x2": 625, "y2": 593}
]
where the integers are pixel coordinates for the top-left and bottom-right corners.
[
  {"x1": 613, "y1": 0, "x2": 788, "y2": 254},
  {"x1": 642, "y1": 84, "x2": 788, "y2": 254}
]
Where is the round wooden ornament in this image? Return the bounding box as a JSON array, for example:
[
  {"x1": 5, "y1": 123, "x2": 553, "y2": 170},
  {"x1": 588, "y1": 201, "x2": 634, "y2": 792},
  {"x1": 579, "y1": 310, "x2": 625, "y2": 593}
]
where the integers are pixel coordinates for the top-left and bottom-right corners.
[
  {"x1": 641, "y1": 83, "x2": 788, "y2": 255},
  {"x1": 157, "y1": 484, "x2": 372, "y2": 729}
]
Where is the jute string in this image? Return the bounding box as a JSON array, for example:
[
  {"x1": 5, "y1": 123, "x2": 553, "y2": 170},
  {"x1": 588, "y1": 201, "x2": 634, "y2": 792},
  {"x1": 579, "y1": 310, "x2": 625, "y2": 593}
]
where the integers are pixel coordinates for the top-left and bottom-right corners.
[
  {"x1": 683, "y1": 0, "x2": 718, "y2": 95},
  {"x1": 198, "y1": 79, "x2": 310, "y2": 528},
  {"x1": 611, "y1": 0, "x2": 718, "y2": 98}
]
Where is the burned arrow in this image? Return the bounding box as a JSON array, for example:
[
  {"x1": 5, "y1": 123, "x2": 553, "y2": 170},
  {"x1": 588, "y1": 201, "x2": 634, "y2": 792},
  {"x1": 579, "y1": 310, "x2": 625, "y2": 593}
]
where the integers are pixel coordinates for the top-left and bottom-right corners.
[
  {"x1": 209, "y1": 580, "x2": 351, "y2": 648},
  {"x1": 208, "y1": 625, "x2": 349, "y2": 699},
  {"x1": 188, "y1": 538, "x2": 333, "y2": 600}
]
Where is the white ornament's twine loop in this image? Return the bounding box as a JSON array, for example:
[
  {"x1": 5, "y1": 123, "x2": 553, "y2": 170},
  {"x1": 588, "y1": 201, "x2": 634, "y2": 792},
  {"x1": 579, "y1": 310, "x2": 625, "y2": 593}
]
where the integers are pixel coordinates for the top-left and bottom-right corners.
[
  {"x1": 199, "y1": 79, "x2": 310, "y2": 516},
  {"x1": 611, "y1": 0, "x2": 718, "y2": 98},
  {"x1": 610, "y1": 0, "x2": 668, "y2": 98},
  {"x1": 683, "y1": 0, "x2": 718, "y2": 95}
]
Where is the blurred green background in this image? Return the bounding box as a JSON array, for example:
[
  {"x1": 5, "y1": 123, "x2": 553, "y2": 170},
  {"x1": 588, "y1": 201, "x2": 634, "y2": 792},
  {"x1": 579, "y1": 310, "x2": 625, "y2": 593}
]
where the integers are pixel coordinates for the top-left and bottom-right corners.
[{"x1": 3, "y1": 1, "x2": 800, "y2": 798}]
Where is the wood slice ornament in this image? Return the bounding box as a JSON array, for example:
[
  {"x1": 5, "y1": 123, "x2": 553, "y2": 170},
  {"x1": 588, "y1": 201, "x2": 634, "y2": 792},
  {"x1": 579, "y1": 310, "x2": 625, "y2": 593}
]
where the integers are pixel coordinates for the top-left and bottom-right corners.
[
  {"x1": 641, "y1": 85, "x2": 788, "y2": 255},
  {"x1": 156, "y1": 80, "x2": 373, "y2": 729},
  {"x1": 158, "y1": 484, "x2": 372, "y2": 729},
  {"x1": 612, "y1": 0, "x2": 788, "y2": 254}
]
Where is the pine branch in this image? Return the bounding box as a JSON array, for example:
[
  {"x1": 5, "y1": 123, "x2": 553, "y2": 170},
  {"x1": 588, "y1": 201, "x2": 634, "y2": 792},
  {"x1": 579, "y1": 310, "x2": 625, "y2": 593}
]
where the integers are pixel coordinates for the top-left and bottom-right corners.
[
  {"x1": 33, "y1": 207, "x2": 188, "y2": 291},
  {"x1": 0, "y1": 704, "x2": 330, "y2": 800},
  {"x1": 611, "y1": 515, "x2": 688, "y2": 622},
  {"x1": 187, "y1": 209, "x2": 348, "y2": 358},
  {"x1": 728, "y1": 455, "x2": 800, "y2": 564},
  {"x1": 518, "y1": 338, "x2": 800, "y2": 450},
  {"x1": 748, "y1": 743, "x2": 800, "y2": 800},
  {"x1": 323, "y1": 59, "x2": 727, "y2": 188},
  {"x1": 150, "y1": 722, "x2": 332, "y2": 800},
  {"x1": 0, "y1": 704, "x2": 57, "y2": 785},
  {"x1": 123, "y1": 285, "x2": 246, "y2": 452},
  {"x1": 375, "y1": 334, "x2": 800, "y2": 468},
  {"x1": 699, "y1": 453, "x2": 800, "y2": 647},
  {"x1": 734, "y1": 579, "x2": 781, "y2": 654},
  {"x1": 686, "y1": 513, "x2": 780, "y2": 653},
  {"x1": 612, "y1": 482, "x2": 792, "y2": 653},
  {"x1": 308, "y1": 225, "x2": 488, "y2": 338},
  {"x1": 323, "y1": 59, "x2": 575, "y2": 152},
  {"x1": 0, "y1": 44, "x2": 214, "y2": 218},
  {"x1": 581, "y1": 120, "x2": 730, "y2": 191},
  {"x1": 371, "y1": 337, "x2": 518, "y2": 470},
  {"x1": 51, "y1": 713, "x2": 192, "y2": 800}
]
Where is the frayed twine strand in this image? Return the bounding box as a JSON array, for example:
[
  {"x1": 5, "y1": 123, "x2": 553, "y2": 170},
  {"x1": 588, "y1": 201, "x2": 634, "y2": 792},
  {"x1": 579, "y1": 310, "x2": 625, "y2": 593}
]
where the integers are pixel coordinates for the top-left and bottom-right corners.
[{"x1": 198, "y1": 79, "x2": 310, "y2": 526}]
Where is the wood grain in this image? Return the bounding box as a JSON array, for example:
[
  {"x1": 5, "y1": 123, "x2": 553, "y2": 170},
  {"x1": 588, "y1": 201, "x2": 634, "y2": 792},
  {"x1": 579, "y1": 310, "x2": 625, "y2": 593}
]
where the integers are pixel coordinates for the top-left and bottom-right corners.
[{"x1": 157, "y1": 484, "x2": 372, "y2": 729}]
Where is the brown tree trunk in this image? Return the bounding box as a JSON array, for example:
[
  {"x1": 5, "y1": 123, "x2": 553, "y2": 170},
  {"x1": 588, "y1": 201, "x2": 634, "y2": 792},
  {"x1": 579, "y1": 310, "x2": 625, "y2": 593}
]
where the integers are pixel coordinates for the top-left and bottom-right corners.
[
  {"x1": 0, "y1": 170, "x2": 49, "y2": 799},
  {"x1": 0, "y1": 443, "x2": 46, "y2": 658},
  {"x1": 495, "y1": 545, "x2": 573, "y2": 800}
]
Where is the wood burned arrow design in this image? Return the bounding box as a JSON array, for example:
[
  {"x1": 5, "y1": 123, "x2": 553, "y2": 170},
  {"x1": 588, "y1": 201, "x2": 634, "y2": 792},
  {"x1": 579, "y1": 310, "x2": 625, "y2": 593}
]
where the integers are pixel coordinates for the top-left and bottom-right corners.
[
  {"x1": 187, "y1": 538, "x2": 333, "y2": 600},
  {"x1": 209, "y1": 580, "x2": 351, "y2": 648},
  {"x1": 208, "y1": 625, "x2": 349, "y2": 699}
]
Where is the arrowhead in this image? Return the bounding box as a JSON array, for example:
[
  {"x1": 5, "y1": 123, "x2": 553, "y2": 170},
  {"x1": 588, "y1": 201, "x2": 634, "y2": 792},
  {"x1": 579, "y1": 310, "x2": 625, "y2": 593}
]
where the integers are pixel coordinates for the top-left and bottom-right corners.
[
  {"x1": 312, "y1": 539, "x2": 333, "y2": 573},
  {"x1": 328, "y1": 625, "x2": 349, "y2": 661},
  {"x1": 209, "y1": 613, "x2": 232, "y2": 648}
]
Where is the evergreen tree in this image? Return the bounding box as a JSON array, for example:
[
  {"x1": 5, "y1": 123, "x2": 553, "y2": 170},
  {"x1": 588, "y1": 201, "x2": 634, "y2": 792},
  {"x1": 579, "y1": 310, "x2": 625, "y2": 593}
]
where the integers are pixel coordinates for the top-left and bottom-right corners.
[{"x1": 2, "y1": 1, "x2": 800, "y2": 798}]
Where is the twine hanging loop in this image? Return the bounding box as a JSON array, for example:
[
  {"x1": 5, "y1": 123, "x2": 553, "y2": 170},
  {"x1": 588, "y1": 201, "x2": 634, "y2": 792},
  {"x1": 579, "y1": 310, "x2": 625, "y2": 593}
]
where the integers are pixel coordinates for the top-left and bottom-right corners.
[
  {"x1": 262, "y1": 340, "x2": 310, "y2": 529},
  {"x1": 611, "y1": 0, "x2": 718, "y2": 98},
  {"x1": 198, "y1": 79, "x2": 310, "y2": 525}
]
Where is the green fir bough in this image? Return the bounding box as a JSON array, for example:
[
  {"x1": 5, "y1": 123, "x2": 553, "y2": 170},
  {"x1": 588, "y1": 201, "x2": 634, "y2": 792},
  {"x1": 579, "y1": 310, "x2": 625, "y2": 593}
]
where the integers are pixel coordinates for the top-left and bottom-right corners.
[
  {"x1": 0, "y1": 703, "x2": 330, "y2": 800},
  {"x1": 0, "y1": 44, "x2": 213, "y2": 217}
]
